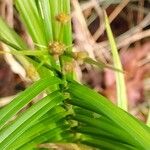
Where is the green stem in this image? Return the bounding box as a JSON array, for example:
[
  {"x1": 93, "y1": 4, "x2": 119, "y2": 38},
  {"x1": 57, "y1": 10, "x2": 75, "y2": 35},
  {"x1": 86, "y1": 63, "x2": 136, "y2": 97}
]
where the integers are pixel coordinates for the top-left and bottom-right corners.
[
  {"x1": 0, "y1": 49, "x2": 46, "y2": 56},
  {"x1": 85, "y1": 58, "x2": 124, "y2": 73}
]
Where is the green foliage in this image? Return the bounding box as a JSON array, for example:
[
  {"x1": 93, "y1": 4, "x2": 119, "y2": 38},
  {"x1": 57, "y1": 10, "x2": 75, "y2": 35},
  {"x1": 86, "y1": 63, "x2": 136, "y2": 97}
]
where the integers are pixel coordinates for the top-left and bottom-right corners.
[
  {"x1": 0, "y1": 0, "x2": 150, "y2": 150},
  {"x1": 67, "y1": 81, "x2": 150, "y2": 150},
  {"x1": 0, "y1": 77, "x2": 61, "y2": 129}
]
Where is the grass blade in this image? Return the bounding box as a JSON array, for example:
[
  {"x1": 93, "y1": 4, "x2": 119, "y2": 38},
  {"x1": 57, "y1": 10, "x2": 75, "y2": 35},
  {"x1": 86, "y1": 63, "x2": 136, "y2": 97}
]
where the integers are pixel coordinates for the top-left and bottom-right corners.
[
  {"x1": 20, "y1": 126, "x2": 69, "y2": 150},
  {"x1": 38, "y1": 0, "x2": 53, "y2": 42},
  {"x1": 0, "y1": 17, "x2": 27, "y2": 50},
  {"x1": 49, "y1": 0, "x2": 59, "y2": 40},
  {"x1": 68, "y1": 81, "x2": 150, "y2": 150},
  {"x1": 85, "y1": 57, "x2": 124, "y2": 73},
  {"x1": 0, "y1": 77, "x2": 61, "y2": 129},
  {"x1": 72, "y1": 114, "x2": 135, "y2": 145},
  {"x1": 81, "y1": 135, "x2": 136, "y2": 150},
  {"x1": 15, "y1": 0, "x2": 47, "y2": 46},
  {"x1": 104, "y1": 11, "x2": 128, "y2": 111},
  {"x1": 9, "y1": 107, "x2": 67, "y2": 149},
  {"x1": 62, "y1": 0, "x2": 72, "y2": 48},
  {"x1": 0, "y1": 91, "x2": 64, "y2": 149}
]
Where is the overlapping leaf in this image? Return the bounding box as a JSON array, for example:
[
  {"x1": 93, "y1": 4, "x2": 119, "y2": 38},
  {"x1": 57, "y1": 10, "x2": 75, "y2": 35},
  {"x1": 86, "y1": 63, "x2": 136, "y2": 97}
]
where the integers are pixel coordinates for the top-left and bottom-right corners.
[{"x1": 67, "y1": 81, "x2": 150, "y2": 150}]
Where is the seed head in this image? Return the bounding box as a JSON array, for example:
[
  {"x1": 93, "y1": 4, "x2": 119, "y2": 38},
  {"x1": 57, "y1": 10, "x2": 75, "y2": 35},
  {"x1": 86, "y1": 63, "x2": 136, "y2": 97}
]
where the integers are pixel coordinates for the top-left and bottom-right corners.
[
  {"x1": 56, "y1": 13, "x2": 70, "y2": 24},
  {"x1": 73, "y1": 51, "x2": 89, "y2": 61},
  {"x1": 49, "y1": 41, "x2": 65, "y2": 56},
  {"x1": 64, "y1": 62, "x2": 74, "y2": 73}
]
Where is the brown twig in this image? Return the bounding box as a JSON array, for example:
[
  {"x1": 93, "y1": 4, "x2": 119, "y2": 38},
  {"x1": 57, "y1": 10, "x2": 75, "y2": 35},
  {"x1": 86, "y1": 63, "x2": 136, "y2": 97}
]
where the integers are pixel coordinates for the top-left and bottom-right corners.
[
  {"x1": 93, "y1": 0, "x2": 130, "y2": 41},
  {"x1": 96, "y1": 13, "x2": 150, "y2": 51}
]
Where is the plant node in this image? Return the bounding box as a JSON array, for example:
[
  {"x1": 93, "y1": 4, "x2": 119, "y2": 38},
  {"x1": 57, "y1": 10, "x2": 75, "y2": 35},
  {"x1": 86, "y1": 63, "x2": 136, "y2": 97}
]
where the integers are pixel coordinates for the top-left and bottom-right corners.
[{"x1": 64, "y1": 92, "x2": 71, "y2": 99}]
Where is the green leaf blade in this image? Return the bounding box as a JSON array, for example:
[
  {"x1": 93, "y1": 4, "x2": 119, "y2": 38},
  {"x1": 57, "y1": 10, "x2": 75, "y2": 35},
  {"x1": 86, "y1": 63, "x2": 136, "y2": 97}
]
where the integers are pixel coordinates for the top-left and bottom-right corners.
[
  {"x1": 0, "y1": 17, "x2": 27, "y2": 50},
  {"x1": 15, "y1": 0, "x2": 47, "y2": 46},
  {"x1": 68, "y1": 81, "x2": 150, "y2": 150},
  {"x1": 104, "y1": 11, "x2": 128, "y2": 111},
  {"x1": 0, "y1": 77, "x2": 61, "y2": 129},
  {"x1": 0, "y1": 91, "x2": 64, "y2": 149},
  {"x1": 38, "y1": 0, "x2": 53, "y2": 42}
]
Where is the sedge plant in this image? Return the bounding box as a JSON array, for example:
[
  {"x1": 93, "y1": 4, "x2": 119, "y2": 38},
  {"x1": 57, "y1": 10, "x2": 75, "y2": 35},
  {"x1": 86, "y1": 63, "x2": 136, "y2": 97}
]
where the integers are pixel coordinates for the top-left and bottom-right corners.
[{"x1": 0, "y1": 0, "x2": 150, "y2": 150}]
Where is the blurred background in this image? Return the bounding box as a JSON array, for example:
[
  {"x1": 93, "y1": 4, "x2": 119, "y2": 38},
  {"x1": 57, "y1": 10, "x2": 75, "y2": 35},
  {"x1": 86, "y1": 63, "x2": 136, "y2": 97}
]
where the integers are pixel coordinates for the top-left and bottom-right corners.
[{"x1": 0, "y1": 0, "x2": 150, "y2": 122}]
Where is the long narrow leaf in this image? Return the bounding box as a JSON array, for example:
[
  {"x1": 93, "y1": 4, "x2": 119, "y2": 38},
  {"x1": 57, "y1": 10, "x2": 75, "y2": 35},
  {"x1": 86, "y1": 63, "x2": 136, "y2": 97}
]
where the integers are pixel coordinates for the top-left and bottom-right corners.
[
  {"x1": 49, "y1": 0, "x2": 59, "y2": 40},
  {"x1": 38, "y1": 0, "x2": 53, "y2": 42},
  {"x1": 104, "y1": 11, "x2": 128, "y2": 111},
  {"x1": 62, "y1": 0, "x2": 72, "y2": 48},
  {"x1": 72, "y1": 114, "x2": 134, "y2": 145},
  {"x1": 9, "y1": 108, "x2": 67, "y2": 149},
  {"x1": 68, "y1": 81, "x2": 150, "y2": 150},
  {"x1": 81, "y1": 135, "x2": 136, "y2": 150},
  {"x1": 15, "y1": 0, "x2": 47, "y2": 46},
  {"x1": 0, "y1": 91, "x2": 64, "y2": 149},
  {"x1": 0, "y1": 77, "x2": 61, "y2": 129},
  {"x1": 0, "y1": 18, "x2": 27, "y2": 49},
  {"x1": 20, "y1": 126, "x2": 70, "y2": 150}
]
